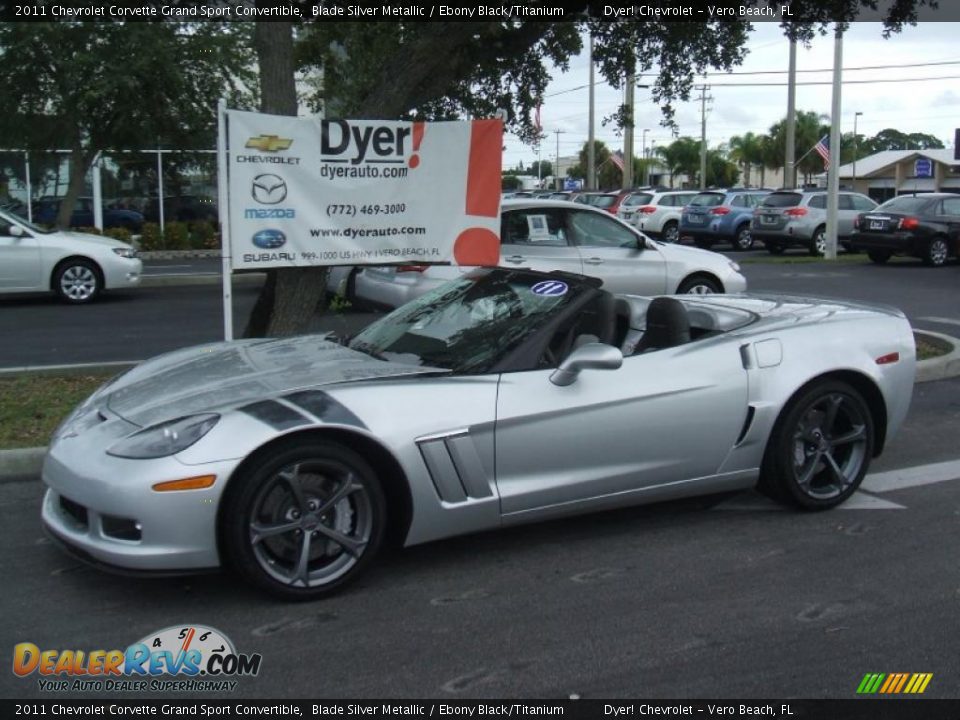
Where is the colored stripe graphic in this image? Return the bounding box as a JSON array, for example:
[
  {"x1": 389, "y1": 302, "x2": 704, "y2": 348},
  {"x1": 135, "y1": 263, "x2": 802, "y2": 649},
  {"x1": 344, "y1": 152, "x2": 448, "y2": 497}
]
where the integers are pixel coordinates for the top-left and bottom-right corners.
[
  {"x1": 465, "y1": 119, "x2": 503, "y2": 218},
  {"x1": 857, "y1": 672, "x2": 931, "y2": 694}
]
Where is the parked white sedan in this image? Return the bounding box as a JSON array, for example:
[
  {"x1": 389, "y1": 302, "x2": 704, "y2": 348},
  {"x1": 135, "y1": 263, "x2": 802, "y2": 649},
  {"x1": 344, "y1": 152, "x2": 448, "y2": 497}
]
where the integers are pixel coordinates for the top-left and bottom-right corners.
[
  {"x1": 331, "y1": 199, "x2": 747, "y2": 309},
  {"x1": 0, "y1": 208, "x2": 141, "y2": 303}
]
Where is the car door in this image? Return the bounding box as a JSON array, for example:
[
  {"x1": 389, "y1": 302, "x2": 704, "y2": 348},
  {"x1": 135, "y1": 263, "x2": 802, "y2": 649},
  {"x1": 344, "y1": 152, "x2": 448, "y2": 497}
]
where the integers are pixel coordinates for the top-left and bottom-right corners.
[
  {"x1": 494, "y1": 338, "x2": 749, "y2": 517},
  {"x1": 499, "y1": 207, "x2": 583, "y2": 277},
  {"x1": 837, "y1": 194, "x2": 858, "y2": 237},
  {"x1": 565, "y1": 207, "x2": 667, "y2": 294},
  {"x1": 936, "y1": 196, "x2": 960, "y2": 251},
  {"x1": 0, "y1": 218, "x2": 42, "y2": 290}
]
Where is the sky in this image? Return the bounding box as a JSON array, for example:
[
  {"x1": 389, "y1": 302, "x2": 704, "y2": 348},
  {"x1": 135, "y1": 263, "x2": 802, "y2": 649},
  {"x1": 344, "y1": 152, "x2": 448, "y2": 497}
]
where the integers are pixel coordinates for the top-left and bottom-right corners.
[{"x1": 504, "y1": 21, "x2": 960, "y2": 170}]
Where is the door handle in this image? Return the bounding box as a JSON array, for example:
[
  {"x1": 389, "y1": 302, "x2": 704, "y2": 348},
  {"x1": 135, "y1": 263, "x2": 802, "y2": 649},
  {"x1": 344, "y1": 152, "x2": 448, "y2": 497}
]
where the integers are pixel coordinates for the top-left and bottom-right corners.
[
  {"x1": 504, "y1": 255, "x2": 525, "y2": 264},
  {"x1": 584, "y1": 257, "x2": 604, "y2": 265}
]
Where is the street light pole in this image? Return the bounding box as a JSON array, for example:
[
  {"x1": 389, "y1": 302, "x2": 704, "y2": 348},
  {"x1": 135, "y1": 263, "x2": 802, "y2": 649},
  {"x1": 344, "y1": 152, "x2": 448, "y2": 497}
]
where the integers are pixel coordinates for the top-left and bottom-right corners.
[
  {"x1": 641, "y1": 128, "x2": 650, "y2": 186},
  {"x1": 853, "y1": 111, "x2": 863, "y2": 188}
]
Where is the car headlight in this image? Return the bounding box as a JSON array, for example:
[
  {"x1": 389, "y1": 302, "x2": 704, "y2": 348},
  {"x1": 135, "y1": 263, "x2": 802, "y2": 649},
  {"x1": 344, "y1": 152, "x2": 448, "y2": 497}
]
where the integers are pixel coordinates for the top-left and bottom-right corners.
[
  {"x1": 112, "y1": 247, "x2": 138, "y2": 258},
  {"x1": 107, "y1": 414, "x2": 219, "y2": 459},
  {"x1": 727, "y1": 259, "x2": 741, "y2": 273}
]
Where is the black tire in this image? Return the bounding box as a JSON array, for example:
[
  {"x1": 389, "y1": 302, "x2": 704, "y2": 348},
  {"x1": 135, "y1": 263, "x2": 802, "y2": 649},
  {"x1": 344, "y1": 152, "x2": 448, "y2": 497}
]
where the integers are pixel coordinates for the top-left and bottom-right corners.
[
  {"x1": 53, "y1": 258, "x2": 102, "y2": 304},
  {"x1": 867, "y1": 250, "x2": 891, "y2": 265},
  {"x1": 733, "y1": 223, "x2": 754, "y2": 251},
  {"x1": 220, "y1": 440, "x2": 386, "y2": 600},
  {"x1": 765, "y1": 242, "x2": 784, "y2": 255},
  {"x1": 809, "y1": 226, "x2": 826, "y2": 256},
  {"x1": 661, "y1": 221, "x2": 679, "y2": 244},
  {"x1": 923, "y1": 237, "x2": 949, "y2": 267},
  {"x1": 758, "y1": 381, "x2": 874, "y2": 511},
  {"x1": 677, "y1": 275, "x2": 722, "y2": 295}
]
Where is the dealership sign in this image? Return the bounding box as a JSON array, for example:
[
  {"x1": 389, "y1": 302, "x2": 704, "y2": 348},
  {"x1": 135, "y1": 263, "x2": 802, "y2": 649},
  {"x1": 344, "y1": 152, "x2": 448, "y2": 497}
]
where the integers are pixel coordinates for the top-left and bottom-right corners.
[{"x1": 225, "y1": 110, "x2": 503, "y2": 270}]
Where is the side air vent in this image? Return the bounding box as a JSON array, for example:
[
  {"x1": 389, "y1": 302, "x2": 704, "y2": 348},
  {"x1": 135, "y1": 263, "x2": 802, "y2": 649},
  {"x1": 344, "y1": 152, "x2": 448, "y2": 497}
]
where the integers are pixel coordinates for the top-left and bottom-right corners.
[
  {"x1": 735, "y1": 405, "x2": 756, "y2": 446},
  {"x1": 417, "y1": 432, "x2": 494, "y2": 504}
]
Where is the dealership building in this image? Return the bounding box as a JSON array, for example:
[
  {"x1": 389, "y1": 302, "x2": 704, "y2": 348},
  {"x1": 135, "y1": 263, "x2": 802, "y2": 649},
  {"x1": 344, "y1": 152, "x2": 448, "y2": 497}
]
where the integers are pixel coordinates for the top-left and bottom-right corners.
[{"x1": 828, "y1": 149, "x2": 960, "y2": 201}]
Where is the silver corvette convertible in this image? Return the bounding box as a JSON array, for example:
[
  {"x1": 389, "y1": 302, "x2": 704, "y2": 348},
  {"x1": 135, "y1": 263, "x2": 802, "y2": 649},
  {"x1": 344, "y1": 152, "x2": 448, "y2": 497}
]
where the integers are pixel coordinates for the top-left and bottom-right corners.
[{"x1": 42, "y1": 268, "x2": 915, "y2": 598}]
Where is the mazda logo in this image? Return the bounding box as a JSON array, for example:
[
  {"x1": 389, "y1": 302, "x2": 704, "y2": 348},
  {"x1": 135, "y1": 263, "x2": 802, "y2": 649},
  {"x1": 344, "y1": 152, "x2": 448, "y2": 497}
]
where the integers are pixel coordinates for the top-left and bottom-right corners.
[{"x1": 252, "y1": 174, "x2": 287, "y2": 205}]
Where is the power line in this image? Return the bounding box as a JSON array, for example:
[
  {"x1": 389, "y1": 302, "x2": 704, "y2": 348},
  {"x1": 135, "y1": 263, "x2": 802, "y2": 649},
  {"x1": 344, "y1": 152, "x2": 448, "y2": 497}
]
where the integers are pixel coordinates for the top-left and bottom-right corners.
[
  {"x1": 701, "y1": 59, "x2": 960, "y2": 76},
  {"x1": 710, "y1": 75, "x2": 960, "y2": 87}
]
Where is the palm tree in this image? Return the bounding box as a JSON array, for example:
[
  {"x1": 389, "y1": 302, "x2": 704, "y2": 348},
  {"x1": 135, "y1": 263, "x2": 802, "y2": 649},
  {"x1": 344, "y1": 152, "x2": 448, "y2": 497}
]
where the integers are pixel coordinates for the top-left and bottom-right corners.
[
  {"x1": 767, "y1": 110, "x2": 829, "y2": 186},
  {"x1": 656, "y1": 137, "x2": 701, "y2": 188},
  {"x1": 728, "y1": 132, "x2": 763, "y2": 187}
]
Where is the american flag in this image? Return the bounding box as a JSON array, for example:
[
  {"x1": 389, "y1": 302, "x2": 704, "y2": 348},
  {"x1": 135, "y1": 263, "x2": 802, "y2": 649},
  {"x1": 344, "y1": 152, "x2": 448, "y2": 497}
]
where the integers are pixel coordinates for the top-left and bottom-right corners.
[
  {"x1": 609, "y1": 151, "x2": 625, "y2": 171},
  {"x1": 814, "y1": 135, "x2": 830, "y2": 169}
]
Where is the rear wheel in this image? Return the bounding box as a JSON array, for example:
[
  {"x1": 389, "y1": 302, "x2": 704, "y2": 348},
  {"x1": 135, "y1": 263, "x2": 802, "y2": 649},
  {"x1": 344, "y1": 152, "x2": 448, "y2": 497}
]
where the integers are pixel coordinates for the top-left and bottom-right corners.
[
  {"x1": 759, "y1": 381, "x2": 874, "y2": 510},
  {"x1": 220, "y1": 441, "x2": 386, "y2": 599},
  {"x1": 661, "y1": 221, "x2": 679, "y2": 244},
  {"x1": 809, "y1": 226, "x2": 826, "y2": 256},
  {"x1": 867, "y1": 250, "x2": 891, "y2": 265},
  {"x1": 924, "y1": 237, "x2": 949, "y2": 267},
  {"x1": 733, "y1": 224, "x2": 754, "y2": 251}
]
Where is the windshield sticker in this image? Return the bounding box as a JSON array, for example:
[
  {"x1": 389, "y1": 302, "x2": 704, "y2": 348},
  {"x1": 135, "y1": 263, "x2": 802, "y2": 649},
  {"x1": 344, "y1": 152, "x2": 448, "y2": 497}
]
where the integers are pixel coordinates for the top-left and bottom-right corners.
[
  {"x1": 530, "y1": 280, "x2": 568, "y2": 297},
  {"x1": 526, "y1": 214, "x2": 551, "y2": 240}
]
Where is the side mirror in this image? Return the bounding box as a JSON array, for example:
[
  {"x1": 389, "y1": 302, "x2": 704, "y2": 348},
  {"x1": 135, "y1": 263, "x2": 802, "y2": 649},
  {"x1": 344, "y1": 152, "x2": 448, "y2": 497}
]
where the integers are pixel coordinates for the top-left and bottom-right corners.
[
  {"x1": 8, "y1": 225, "x2": 24, "y2": 238},
  {"x1": 549, "y1": 342, "x2": 623, "y2": 387}
]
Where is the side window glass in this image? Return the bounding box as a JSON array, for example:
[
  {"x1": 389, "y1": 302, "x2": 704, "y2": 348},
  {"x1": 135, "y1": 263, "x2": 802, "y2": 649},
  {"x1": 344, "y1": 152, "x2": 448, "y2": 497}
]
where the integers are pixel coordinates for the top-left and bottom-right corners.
[
  {"x1": 568, "y1": 210, "x2": 638, "y2": 248},
  {"x1": 838, "y1": 195, "x2": 853, "y2": 210},
  {"x1": 809, "y1": 195, "x2": 827, "y2": 209},
  {"x1": 501, "y1": 210, "x2": 567, "y2": 247},
  {"x1": 730, "y1": 195, "x2": 746, "y2": 208},
  {"x1": 941, "y1": 197, "x2": 960, "y2": 216}
]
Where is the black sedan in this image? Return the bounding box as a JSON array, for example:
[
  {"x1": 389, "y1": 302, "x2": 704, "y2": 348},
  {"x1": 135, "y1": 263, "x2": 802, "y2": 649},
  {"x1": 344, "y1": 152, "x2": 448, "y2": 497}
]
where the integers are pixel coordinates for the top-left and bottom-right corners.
[{"x1": 849, "y1": 192, "x2": 960, "y2": 267}]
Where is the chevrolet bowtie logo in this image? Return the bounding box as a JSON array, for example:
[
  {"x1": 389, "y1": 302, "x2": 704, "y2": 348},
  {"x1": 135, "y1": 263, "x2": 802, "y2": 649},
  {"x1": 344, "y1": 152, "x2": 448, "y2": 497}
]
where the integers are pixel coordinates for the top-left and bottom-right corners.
[{"x1": 245, "y1": 135, "x2": 293, "y2": 152}]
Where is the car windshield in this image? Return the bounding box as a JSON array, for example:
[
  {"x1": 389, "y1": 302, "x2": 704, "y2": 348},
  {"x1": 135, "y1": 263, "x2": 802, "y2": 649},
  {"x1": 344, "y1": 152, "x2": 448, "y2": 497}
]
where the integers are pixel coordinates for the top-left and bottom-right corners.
[
  {"x1": 349, "y1": 269, "x2": 589, "y2": 374},
  {"x1": 688, "y1": 193, "x2": 724, "y2": 207},
  {"x1": 622, "y1": 193, "x2": 653, "y2": 207},
  {"x1": 0, "y1": 208, "x2": 55, "y2": 235},
  {"x1": 876, "y1": 195, "x2": 934, "y2": 213},
  {"x1": 761, "y1": 192, "x2": 802, "y2": 207}
]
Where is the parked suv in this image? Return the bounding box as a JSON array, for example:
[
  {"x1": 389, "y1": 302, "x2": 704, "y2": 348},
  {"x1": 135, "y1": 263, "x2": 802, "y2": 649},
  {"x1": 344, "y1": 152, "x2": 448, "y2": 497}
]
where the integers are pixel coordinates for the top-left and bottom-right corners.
[
  {"x1": 679, "y1": 189, "x2": 770, "y2": 251},
  {"x1": 751, "y1": 190, "x2": 877, "y2": 256},
  {"x1": 618, "y1": 190, "x2": 698, "y2": 242}
]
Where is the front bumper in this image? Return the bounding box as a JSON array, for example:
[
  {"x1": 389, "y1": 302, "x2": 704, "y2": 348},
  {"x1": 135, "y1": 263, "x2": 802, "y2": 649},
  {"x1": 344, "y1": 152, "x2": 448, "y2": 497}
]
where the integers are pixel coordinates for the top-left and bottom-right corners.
[
  {"x1": 41, "y1": 442, "x2": 240, "y2": 572},
  {"x1": 849, "y1": 231, "x2": 921, "y2": 254},
  {"x1": 103, "y1": 257, "x2": 143, "y2": 290}
]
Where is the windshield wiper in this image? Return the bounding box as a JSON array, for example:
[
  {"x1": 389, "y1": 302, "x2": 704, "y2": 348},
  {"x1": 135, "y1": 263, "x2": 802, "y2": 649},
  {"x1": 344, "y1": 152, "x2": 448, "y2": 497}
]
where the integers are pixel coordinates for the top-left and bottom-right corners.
[{"x1": 348, "y1": 341, "x2": 387, "y2": 361}]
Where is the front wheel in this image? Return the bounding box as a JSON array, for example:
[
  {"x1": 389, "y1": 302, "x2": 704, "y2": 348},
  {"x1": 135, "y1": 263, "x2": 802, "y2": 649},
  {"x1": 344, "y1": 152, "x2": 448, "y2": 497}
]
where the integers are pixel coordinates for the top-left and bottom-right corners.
[
  {"x1": 759, "y1": 381, "x2": 874, "y2": 510},
  {"x1": 54, "y1": 259, "x2": 102, "y2": 304},
  {"x1": 220, "y1": 441, "x2": 386, "y2": 599},
  {"x1": 677, "y1": 275, "x2": 722, "y2": 295},
  {"x1": 924, "y1": 237, "x2": 949, "y2": 267}
]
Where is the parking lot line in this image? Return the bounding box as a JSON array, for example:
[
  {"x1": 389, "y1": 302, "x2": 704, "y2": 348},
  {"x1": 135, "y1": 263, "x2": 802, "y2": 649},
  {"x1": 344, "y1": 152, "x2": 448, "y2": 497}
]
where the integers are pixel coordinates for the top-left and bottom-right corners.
[
  {"x1": 860, "y1": 458, "x2": 960, "y2": 494},
  {"x1": 918, "y1": 316, "x2": 960, "y2": 327}
]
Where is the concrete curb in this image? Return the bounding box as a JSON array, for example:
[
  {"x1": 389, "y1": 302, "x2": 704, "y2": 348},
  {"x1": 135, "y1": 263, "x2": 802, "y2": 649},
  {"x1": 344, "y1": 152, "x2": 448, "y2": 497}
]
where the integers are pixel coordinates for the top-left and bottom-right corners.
[
  {"x1": 138, "y1": 249, "x2": 221, "y2": 260},
  {"x1": 915, "y1": 329, "x2": 960, "y2": 383},
  {"x1": 1, "y1": 330, "x2": 957, "y2": 482}
]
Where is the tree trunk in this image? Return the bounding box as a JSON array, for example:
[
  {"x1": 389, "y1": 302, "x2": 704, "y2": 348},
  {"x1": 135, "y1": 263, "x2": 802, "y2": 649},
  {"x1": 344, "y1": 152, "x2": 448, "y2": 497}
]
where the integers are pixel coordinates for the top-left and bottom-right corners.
[
  {"x1": 243, "y1": 19, "x2": 329, "y2": 339},
  {"x1": 56, "y1": 148, "x2": 92, "y2": 229}
]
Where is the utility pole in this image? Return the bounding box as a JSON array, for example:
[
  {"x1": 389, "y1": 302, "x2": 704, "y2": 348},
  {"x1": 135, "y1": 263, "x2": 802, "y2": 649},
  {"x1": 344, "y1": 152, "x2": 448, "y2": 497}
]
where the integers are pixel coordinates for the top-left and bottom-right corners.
[
  {"x1": 785, "y1": 39, "x2": 797, "y2": 189},
  {"x1": 696, "y1": 85, "x2": 712, "y2": 190},
  {"x1": 825, "y1": 27, "x2": 844, "y2": 260},
  {"x1": 554, "y1": 129, "x2": 565, "y2": 190},
  {"x1": 587, "y1": 33, "x2": 596, "y2": 191},
  {"x1": 623, "y1": 71, "x2": 635, "y2": 189}
]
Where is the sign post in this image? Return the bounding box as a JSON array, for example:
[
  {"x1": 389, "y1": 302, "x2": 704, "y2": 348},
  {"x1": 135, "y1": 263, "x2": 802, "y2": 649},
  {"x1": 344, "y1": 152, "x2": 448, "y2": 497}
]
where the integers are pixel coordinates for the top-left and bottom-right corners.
[{"x1": 216, "y1": 99, "x2": 234, "y2": 341}]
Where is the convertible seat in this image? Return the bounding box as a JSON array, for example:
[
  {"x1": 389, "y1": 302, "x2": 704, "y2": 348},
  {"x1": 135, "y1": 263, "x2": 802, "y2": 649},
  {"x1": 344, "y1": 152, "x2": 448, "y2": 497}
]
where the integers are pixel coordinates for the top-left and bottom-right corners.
[{"x1": 635, "y1": 296, "x2": 690, "y2": 353}]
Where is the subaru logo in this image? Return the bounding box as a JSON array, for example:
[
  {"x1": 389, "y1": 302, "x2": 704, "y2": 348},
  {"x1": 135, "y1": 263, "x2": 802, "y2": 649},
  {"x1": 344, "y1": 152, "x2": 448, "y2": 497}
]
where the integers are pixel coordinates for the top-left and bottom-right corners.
[
  {"x1": 251, "y1": 229, "x2": 286, "y2": 249},
  {"x1": 251, "y1": 174, "x2": 287, "y2": 205}
]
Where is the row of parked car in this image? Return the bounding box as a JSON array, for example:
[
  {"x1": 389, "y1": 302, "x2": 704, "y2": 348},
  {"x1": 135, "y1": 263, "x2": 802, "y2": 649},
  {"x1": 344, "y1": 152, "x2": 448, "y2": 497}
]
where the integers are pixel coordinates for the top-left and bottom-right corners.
[{"x1": 4, "y1": 195, "x2": 220, "y2": 234}]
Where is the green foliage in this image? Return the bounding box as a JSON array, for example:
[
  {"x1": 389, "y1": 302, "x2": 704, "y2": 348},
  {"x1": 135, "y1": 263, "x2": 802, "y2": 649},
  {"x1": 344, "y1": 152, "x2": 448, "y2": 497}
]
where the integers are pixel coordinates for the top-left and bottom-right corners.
[
  {"x1": 73, "y1": 226, "x2": 102, "y2": 236},
  {"x1": 502, "y1": 174, "x2": 521, "y2": 191},
  {"x1": 656, "y1": 138, "x2": 702, "y2": 187},
  {"x1": 104, "y1": 227, "x2": 132, "y2": 243},
  {"x1": 163, "y1": 222, "x2": 189, "y2": 251},
  {"x1": 188, "y1": 221, "x2": 217, "y2": 250},
  {"x1": 328, "y1": 292, "x2": 352, "y2": 314},
  {"x1": 139, "y1": 223, "x2": 162, "y2": 252}
]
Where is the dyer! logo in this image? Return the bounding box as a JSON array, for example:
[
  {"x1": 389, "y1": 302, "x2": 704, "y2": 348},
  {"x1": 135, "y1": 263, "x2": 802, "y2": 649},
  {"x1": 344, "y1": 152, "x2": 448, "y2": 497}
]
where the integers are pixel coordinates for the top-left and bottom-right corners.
[
  {"x1": 13, "y1": 624, "x2": 262, "y2": 692},
  {"x1": 320, "y1": 119, "x2": 423, "y2": 167}
]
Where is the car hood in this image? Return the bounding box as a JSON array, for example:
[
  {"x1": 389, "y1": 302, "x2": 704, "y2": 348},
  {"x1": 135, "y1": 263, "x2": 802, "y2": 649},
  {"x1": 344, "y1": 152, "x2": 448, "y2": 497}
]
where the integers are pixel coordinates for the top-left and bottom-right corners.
[
  {"x1": 103, "y1": 335, "x2": 445, "y2": 427},
  {"x1": 57, "y1": 230, "x2": 135, "y2": 251},
  {"x1": 687, "y1": 292, "x2": 907, "y2": 323},
  {"x1": 653, "y1": 240, "x2": 735, "y2": 267}
]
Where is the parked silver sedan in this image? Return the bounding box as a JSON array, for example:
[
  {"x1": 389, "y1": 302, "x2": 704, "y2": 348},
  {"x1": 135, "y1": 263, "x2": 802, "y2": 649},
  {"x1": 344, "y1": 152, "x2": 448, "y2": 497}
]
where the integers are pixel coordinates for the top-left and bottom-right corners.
[
  {"x1": 333, "y1": 199, "x2": 746, "y2": 308},
  {"x1": 0, "y1": 208, "x2": 141, "y2": 303},
  {"x1": 43, "y1": 268, "x2": 915, "y2": 599}
]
